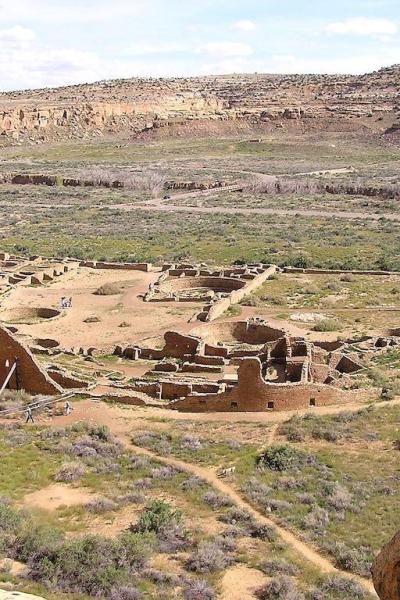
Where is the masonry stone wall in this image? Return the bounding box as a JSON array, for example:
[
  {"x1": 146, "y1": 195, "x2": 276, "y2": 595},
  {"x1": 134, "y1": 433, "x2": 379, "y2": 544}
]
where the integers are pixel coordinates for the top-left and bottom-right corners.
[
  {"x1": 206, "y1": 266, "x2": 278, "y2": 321},
  {"x1": 80, "y1": 261, "x2": 151, "y2": 272},
  {"x1": 0, "y1": 325, "x2": 61, "y2": 395},
  {"x1": 169, "y1": 358, "x2": 371, "y2": 412}
]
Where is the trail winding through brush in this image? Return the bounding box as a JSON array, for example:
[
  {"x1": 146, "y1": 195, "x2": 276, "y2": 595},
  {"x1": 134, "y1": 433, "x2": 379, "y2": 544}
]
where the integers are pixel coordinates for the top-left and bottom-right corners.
[{"x1": 54, "y1": 400, "x2": 378, "y2": 596}]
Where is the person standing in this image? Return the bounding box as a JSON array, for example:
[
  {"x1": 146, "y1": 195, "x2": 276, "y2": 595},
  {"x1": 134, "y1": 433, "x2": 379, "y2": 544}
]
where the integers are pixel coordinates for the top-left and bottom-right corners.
[{"x1": 25, "y1": 406, "x2": 34, "y2": 423}]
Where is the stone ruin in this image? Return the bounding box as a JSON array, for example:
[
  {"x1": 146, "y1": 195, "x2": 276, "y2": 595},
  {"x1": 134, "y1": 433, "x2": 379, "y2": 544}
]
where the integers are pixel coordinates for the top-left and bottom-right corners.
[
  {"x1": 112, "y1": 319, "x2": 378, "y2": 412},
  {"x1": 143, "y1": 262, "x2": 278, "y2": 321},
  {"x1": 0, "y1": 324, "x2": 90, "y2": 397}
]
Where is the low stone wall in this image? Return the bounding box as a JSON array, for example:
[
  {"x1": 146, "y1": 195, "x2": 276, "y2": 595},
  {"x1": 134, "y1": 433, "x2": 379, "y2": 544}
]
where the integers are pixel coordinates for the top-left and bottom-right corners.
[
  {"x1": 284, "y1": 267, "x2": 400, "y2": 276},
  {"x1": 80, "y1": 261, "x2": 151, "y2": 272},
  {"x1": 206, "y1": 265, "x2": 278, "y2": 321},
  {"x1": 48, "y1": 369, "x2": 90, "y2": 390}
]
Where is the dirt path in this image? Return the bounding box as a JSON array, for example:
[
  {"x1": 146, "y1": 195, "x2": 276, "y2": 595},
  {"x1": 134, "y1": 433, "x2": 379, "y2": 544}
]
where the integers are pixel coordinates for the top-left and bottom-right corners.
[
  {"x1": 135, "y1": 201, "x2": 400, "y2": 223},
  {"x1": 52, "y1": 400, "x2": 378, "y2": 596}
]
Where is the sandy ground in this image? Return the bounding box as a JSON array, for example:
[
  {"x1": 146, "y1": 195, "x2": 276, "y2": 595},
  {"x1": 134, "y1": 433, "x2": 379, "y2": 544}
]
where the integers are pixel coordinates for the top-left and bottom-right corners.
[
  {"x1": 0, "y1": 268, "x2": 202, "y2": 350},
  {"x1": 220, "y1": 565, "x2": 267, "y2": 600},
  {"x1": 21, "y1": 483, "x2": 94, "y2": 511}
]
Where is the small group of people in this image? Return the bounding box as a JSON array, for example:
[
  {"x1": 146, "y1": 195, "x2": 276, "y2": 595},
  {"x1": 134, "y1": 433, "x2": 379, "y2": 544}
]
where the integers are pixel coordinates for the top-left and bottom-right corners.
[
  {"x1": 60, "y1": 297, "x2": 73, "y2": 309},
  {"x1": 25, "y1": 399, "x2": 73, "y2": 423}
]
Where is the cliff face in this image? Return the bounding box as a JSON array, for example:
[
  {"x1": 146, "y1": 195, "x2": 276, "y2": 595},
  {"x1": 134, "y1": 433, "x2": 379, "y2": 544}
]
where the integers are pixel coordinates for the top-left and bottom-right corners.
[
  {"x1": 0, "y1": 65, "x2": 399, "y2": 143},
  {"x1": 372, "y1": 530, "x2": 400, "y2": 600}
]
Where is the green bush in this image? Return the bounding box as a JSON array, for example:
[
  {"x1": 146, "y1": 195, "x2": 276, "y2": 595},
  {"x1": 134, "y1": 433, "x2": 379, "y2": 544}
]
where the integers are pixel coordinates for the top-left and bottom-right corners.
[
  {"x1": 134, "y1": 500, "x2": 181, "y2": 534},
  {"x1": 313, "y1": 318, "x2": 340, "y2": 332},
  {"x1": 257, "y1": 445, "x2": 308, "y2": 471}
]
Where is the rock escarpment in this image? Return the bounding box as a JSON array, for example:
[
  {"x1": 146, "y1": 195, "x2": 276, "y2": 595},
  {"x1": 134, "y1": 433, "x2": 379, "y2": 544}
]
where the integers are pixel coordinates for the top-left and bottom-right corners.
[
  {"x1": 1, "y1": 64, "x2": 400, "y2": 143},
  {"x1": 373, "y1": 530, "x2": 400, "y2": 600}
]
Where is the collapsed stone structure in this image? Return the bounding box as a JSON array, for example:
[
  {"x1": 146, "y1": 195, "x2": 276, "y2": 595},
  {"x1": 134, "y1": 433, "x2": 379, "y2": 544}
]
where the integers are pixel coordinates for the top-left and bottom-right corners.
[
  {"x1": 0, "y1": 326, "x2": 89, "y2": 396},
  {"x1": 114, "y1": 319, "x2": 372, "y2": 411},
  {"x1": 0, "y1": 252, "x2": 80, "y2": 290},
  {"x1": 0, "y1": 324, "x2": 62, "y2": 395},
  {"x1": 1, "y1": 252, "x2": 399, "y2": 412}
]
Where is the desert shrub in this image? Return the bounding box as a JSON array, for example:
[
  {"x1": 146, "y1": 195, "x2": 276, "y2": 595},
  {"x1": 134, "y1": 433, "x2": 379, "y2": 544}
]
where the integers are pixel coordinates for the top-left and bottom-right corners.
[
  {"x1": 46, "y1": 535, "x2": 125, "y2": 594},
  {"x1": 116, "y1": 492, "x2": 145, "y2": 506},
  {"x1": 94, "y1": 460, "x2": 121, "y2": 474},
  {"x1": 181, "y1": 434, "x2": 202, "y2": 451},
  {"x1": 70, "y1": 434, "x2": 122, "y2": 459},
  {"x1": 0, "y1": 504, "x2": 24, "y2": 541},
  {"x1": 302, "y1": 507, "x2": 330, "y2": 532},
  {"x1": 381, "y1": 380, "x2": 400, "y2": 400},
  {"x1": 94, "y1": 283, "x2": 123, "y2": 296},
  {"x1": 242, "y1": 478, "x2": 272, "y2": 504},
  {"x1": 128, "y1": 455, "x2": 149, "y2": 469},
  {"x1": 276, "y1": 476, "x2": 304, "y2": 491},
  {"x1": 240, "y1": 295, "x2": 264, "y2": 307},
  {"x1": 150, "y1": 466, "x2": 176, "y2": 480},
  {"x1": 109, "y1": 586, "x2": 142, "y2": 600},
  {"x1": 295, "y1": 492, "x2": 316, "y2": 505},
  {"x1": 54, "y1": 462, "x2": 85, "y2": 482},
  {"x1": 132, "y1": 477, "x2": 153, "y2": 490},
  {"x1": 313, "y1": 319, "x2": 340, "y2": 332},
  {"x1": 13, "y1": 523, "x2": 64, "y2": 565},
  {"x1": 259, "y1": 558, "x2": 299, "y2": 577},
  {"x1": 181, "y1": 475, "x2": 205, "y2": 491},
  {"x1": 185, "y1": 541, "x2": 232, "y2": 573},
  {"x1": 132, "y1": 431, "x2": 172, "y2": 455},
  {"x1": 258, "y1": 445, "x2": 309, "y2": 471},
  {"x1": 142, "y1": 568, "x2": 182, "y2": 586},
  {"x1": 250, "y1": 523, "x2": 277, "y2": 542},
  {"x1": 86, "y1": 497, "x2": 118, "y2": 514},
  {"x1": 214, "y1": 534, "x2": 237, "y2": 552},
  {"x1": 88, "y1": 424, "x2": 113, "y2": 442},
  {"x1": 309, "y1": 574, "x2": 369, "y2": 599},
  {"x1": 134, "y1": 500, "x2": 181, "y2": 535},
  {"x1": 117, "y1": 531, "x2": 155, "y2": 569},
  {"x1": 0, "y1": 496, "x2": 23, "y2": 555},
  {"x1": 183, "y1": 579, "x2": 216, "y2": 600},
  {"x1": 332, "y1": 411, "x2": 358, "y2": 423},
  {"x1": 84, "y1": 316, "x2": 101, "y2": 323},
  {"x1": 157, "y1": 522, "x2": 190, "y2": 553},
  {"x1": 311, "y1": 427, "x2": 342, "y2": 443},
  {"x1": 256, "y1": 576, "x2": 305, "y2": 600},
  {"x1": 226, "y1": 439, "x2": 242, "y2": 450},
  {"x1": 3, "y1": 430, "x2": 30, "y2": 447},
  {"x1": 325, "y1": 484, "x2": 353, "y2": 511},
  {"x1": 219, "y1": 507, "x2": 253, "y2": 525},
  {"x1": 202, "y1": 491, "x2": 233, "y2": 509},
  {"x1": 329, "y1": 542, "x2": 372, "y2": 576},
  {"x1": 324, "y1": 281, "x2": 342, "y2": 292}
]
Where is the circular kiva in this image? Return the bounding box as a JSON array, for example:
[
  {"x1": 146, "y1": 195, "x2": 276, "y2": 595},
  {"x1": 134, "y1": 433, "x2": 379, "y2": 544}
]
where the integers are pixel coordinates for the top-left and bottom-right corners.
[
  {"x1": 159, "y1": 276, "x2": 246, "y2": 295},
  {"x1": 0, "y1": 307, "x2": 61, "y2": 323},
  {"x1": 191, "y1": 320, "x2": 285, "y2": 346}
]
